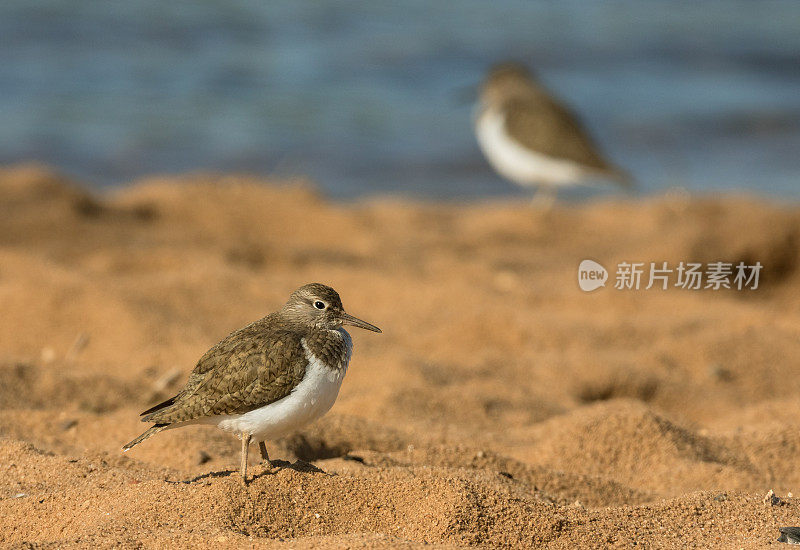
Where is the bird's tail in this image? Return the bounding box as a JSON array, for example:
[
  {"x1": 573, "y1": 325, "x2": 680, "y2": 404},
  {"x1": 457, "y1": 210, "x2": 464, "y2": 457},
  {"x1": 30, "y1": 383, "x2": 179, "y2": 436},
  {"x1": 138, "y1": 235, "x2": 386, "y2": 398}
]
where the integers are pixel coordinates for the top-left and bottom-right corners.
[{"x1": 122, "y1": 424, "x2": 168, "y2": 452}]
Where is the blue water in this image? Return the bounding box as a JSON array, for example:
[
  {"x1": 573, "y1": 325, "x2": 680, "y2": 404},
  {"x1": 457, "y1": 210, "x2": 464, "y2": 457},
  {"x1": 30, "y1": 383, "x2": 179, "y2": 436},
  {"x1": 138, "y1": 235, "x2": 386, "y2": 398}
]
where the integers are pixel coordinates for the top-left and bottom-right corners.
[{"x1": 1, "y1": 1, "x2": 799, "y2": 199}]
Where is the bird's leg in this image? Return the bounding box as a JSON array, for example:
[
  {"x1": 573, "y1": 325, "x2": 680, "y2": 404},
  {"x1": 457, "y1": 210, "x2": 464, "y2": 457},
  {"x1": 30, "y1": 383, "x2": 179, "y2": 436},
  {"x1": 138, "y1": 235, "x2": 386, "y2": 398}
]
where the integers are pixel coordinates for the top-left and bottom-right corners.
[
  {"x1": 531, "y1": 184, "x2": 557, "y2": 210},
  {"x1": 240, "y1": 433, "x2": 251, "y2": 483},
  {"x1": 258, "y1": 441, "x2": 272, "y2": 467}
]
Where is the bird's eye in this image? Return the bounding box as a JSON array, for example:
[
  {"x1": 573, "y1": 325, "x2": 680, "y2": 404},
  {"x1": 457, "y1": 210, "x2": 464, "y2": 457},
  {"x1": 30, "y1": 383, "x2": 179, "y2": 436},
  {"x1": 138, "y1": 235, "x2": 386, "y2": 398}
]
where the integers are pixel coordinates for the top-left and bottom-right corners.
[{"x1": 314, "y1": 301, "x2": 325, "y2": 310}]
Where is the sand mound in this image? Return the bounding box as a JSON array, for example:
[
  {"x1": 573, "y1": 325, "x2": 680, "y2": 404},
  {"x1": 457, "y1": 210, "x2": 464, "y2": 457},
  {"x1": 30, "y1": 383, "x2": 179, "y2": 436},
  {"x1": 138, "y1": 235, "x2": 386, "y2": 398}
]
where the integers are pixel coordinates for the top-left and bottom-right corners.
[
  {"x1": 515, "y1": 400, "x2": 760, "y2": 495},
  {"x1": 1, "y1": 165, "x2": 799, "y2": 547},
  {"x1": 2, "y1": 437, "x2": 567, "y2": 548}
]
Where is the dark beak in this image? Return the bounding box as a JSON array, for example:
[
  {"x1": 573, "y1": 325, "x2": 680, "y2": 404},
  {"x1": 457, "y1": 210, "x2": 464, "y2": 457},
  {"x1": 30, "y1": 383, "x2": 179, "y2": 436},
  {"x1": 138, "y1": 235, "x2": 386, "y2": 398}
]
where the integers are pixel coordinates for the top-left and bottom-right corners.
[{"x1": 339, "y1": 312, "x2": 382, "y2": 333}]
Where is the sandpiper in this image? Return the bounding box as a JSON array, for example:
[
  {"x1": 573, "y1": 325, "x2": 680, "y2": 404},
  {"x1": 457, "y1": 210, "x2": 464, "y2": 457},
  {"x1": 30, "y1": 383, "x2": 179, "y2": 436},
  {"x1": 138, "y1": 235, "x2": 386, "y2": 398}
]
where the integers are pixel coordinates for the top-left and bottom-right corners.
[
  {"x1": 474, "y1": 62, "x2": 632, "y2": 205},
  {"x1": 123, "y1": 283, "x2": 381, "y2": 481}
]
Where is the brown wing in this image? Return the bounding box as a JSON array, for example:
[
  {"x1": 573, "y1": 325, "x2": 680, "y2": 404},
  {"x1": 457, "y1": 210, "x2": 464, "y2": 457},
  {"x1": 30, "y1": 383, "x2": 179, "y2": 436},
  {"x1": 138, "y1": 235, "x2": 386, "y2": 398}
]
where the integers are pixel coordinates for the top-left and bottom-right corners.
[
  {"x1": 503, "y1": 94, "x2": 616, "y2": 173},
  {"x1": 141, "y1": 315, "x2": 307, "y2": 424}
]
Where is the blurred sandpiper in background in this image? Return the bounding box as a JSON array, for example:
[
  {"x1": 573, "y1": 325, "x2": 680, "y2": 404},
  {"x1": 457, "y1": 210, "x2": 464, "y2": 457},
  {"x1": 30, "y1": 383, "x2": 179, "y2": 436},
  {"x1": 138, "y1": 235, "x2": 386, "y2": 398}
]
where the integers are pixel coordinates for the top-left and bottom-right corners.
[
  {"x1": 1, "y1": 1, "x2": 799, "y2": 199},
  {"x1": 474, "y1": 62, "x2": 633, "y2": 206}
]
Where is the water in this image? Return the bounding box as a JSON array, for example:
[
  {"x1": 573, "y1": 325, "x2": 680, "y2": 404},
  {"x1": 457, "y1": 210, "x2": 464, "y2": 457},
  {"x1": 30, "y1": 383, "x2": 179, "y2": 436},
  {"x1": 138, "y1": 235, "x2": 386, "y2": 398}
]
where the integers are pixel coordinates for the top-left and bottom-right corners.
[{"x1": 1, "y1": 1, "x2": 799, "y2": 200}]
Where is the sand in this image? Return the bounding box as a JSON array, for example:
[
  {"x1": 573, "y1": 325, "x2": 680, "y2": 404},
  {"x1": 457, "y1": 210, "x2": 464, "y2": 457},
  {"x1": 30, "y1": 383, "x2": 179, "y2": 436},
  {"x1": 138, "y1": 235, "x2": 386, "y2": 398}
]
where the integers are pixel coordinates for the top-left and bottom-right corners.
[{"x1": 1, "y1": 163, "x2": 800, "y2": 548}]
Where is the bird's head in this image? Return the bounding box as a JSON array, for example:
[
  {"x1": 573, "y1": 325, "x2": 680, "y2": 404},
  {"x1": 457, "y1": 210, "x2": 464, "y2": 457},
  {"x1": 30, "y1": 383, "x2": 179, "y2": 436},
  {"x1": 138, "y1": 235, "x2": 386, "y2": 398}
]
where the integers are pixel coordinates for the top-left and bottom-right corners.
[
  {"x1": 282, "y1": 283, "x2": 382, "y2": 333},
  {"x1": 481, "y1": 62, "x2": 539, "y2": 105}
]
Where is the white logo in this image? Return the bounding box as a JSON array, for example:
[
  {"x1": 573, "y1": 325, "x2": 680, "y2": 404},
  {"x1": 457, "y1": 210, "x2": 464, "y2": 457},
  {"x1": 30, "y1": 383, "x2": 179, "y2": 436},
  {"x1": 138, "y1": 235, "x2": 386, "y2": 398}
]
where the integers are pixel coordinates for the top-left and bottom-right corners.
[{"x1": 578, "y1": 259, "x2": 608, "y2": 292}]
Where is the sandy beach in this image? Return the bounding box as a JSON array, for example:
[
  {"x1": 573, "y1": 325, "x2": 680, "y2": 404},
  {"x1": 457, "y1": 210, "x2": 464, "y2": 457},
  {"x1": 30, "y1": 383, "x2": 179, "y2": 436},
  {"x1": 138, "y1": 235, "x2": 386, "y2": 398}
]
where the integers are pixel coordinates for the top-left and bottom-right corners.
[{"x1": 2, "y1": 163, "x2": 800, "y2": 547}]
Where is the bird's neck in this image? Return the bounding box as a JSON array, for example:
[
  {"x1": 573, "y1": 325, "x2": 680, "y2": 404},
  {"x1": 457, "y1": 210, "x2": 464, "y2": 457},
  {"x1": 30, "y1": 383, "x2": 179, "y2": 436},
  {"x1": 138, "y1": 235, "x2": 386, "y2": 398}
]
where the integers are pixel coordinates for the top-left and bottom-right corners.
[{"x1": 302, "y1": 327, "x2": 351, "y2": 372}]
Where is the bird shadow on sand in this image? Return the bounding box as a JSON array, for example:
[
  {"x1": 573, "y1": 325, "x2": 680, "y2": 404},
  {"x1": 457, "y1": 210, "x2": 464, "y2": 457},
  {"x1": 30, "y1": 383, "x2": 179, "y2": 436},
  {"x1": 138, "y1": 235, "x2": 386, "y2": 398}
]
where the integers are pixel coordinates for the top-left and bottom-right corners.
[{"x1": 166, "y1": 459, "x2": 327, "y2": 485}]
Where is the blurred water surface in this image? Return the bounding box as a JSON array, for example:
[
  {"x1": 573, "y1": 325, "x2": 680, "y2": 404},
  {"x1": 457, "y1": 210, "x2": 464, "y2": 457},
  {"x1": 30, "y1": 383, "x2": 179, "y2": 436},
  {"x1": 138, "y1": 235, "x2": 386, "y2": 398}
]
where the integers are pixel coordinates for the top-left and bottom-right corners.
[{"x1": 1, "y1": 1, "x2": 799, "y2": 199}]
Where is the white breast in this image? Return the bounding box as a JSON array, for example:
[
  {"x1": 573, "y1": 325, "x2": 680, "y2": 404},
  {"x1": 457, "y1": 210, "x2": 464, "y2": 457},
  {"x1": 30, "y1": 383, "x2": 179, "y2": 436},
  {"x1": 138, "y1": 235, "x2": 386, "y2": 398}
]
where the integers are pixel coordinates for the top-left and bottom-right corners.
[
  {"x1": 212, "y1": 328, "x2": 353, "y2": 442},
  {"x1": 475, "y1": 107, "x2": 588, "y2": 187}
]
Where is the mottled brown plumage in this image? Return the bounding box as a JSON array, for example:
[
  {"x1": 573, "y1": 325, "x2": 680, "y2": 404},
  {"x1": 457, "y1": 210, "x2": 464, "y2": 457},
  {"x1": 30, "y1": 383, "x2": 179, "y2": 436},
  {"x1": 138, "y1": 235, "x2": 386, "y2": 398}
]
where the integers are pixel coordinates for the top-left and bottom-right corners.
[
  {"x1": 503, "y1": 96, "x2": 613, "y2": 173},
  {"x1": 123, "y1": 283, "x2": 381, "y2": 481}
]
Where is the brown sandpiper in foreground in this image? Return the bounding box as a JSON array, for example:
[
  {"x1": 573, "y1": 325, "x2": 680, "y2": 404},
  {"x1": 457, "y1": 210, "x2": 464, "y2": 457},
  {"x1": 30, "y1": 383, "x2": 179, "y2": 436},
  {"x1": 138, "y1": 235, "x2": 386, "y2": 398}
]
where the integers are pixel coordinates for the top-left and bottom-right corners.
[
  {"x1": 123, "y1": 283, "x2": 381, "y2": 481},
  {"x1": 474, "y1": 62, "x2": 632, "y2": 206}
]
